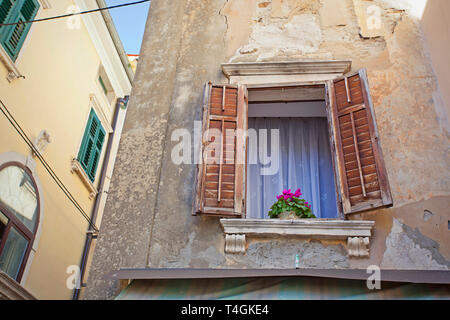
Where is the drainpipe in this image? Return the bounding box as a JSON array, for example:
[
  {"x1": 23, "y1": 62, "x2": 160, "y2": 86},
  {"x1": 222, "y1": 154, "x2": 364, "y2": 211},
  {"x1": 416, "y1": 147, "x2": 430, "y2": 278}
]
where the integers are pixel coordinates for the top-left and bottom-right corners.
[{"x1": 72, "y1": 96, "x2": 129, "y2": 300}]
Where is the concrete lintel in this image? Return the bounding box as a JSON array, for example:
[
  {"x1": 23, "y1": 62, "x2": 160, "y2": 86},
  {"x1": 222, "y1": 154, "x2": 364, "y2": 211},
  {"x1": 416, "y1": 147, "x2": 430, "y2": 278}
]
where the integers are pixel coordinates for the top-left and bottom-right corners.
[{"x1": 222, "y1": 60, "x2": 352, "y2": 78}]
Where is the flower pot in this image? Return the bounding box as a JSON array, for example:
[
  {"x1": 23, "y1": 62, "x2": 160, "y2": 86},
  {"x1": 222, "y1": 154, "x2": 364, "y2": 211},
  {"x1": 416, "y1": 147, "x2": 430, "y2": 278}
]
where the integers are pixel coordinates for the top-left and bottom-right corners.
[{"x1": 277, "y1": 211, "x2": 303, "y2": 220}]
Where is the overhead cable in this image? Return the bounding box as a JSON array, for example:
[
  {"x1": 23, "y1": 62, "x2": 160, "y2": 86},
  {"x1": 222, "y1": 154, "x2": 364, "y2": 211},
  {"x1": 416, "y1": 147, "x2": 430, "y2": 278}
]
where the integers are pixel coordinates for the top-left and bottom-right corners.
[{"x1": 0, "y1": 0, "x2": 150, "y2": 27}]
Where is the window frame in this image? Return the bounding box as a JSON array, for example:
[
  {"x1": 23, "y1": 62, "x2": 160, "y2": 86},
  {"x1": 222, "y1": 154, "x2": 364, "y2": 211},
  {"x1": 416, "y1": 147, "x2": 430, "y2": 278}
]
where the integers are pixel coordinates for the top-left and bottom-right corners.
[
  {"x1": 0, "y1": 161, "x2": 40, "y2": 282},
  {"x1": 97, "y1": 65, "x2": 116, "y2": 106},
  {"x1": 244, "y1": 81, "x2": 344, "y2": 219},
  {"x1": 196, "y1": 62, "x2": 392, "y2": 220}
]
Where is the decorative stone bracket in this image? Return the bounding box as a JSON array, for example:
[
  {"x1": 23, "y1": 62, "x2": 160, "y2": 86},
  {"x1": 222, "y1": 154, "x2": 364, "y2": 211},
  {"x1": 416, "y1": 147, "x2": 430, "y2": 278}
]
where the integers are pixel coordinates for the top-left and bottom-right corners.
[
  {"x1": 0, "y1": 46, "x2": 23, "y2": 82},
  {"x1": 221, "y1": 219, "x2": 375, "y2": 258},
  {"x1": 32, "y1": 130, "x2": 51, "y2": 157},
  {"x1": 347, "y1": 237, "x2": 370, "y2": 257},
  {"x1": 38, "y1": 0, "x2": 51, "y2": 9},
  {"x1": 225, "y1": 234, "x2": 246, "y2": 254}
]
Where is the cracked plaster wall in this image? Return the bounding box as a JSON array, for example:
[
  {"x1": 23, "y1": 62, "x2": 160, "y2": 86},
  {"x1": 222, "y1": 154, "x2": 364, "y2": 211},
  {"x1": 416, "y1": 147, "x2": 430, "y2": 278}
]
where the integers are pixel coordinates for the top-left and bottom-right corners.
[{"x1": 85, "y1": 0, "x2": 450, "y2": 299}]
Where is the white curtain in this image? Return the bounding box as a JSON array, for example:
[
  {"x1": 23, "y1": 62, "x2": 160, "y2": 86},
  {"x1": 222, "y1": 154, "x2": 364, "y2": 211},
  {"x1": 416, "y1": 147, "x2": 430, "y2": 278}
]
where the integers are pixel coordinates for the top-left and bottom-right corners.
[{"x1": 247, "y1": 117, "x2": 339, "y2": 219}]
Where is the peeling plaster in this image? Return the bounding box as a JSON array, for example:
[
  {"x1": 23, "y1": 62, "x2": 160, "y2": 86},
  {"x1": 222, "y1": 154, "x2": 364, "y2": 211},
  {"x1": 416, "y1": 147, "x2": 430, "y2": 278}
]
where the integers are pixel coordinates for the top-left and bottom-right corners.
[
  {"x1": 378, "y1": 0, "x2": 427, "y2": 19},
  {"x1": 227, "y1": 0, "x2": 325, "y2": 61},
  {"x1": 232, "y1": 14, "x2": 322, "y2": 61},
  {"x1": 381, "y1": 219, "x2": 449, "y2": 270},
  {"x1": 227, "y1": 239, "x2": 349, "y2": 269}
]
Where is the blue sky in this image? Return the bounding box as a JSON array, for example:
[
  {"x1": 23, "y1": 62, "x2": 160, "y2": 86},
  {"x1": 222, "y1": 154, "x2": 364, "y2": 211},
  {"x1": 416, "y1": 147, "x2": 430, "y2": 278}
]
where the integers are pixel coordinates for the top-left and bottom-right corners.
[{"x1": 105, "y1": 0, "x2": 150, "y2": 55}]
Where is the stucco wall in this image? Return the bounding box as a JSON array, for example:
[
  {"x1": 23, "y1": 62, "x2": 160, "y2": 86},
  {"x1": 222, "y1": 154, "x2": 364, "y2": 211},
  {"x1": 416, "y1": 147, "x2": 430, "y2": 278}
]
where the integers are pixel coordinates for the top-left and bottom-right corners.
[
  {"x1": 420, "y1": 0, "x2": 450, "y2": 135},
  {"x1": 0, "y1": 0, "x2": 116, "y2": 299},
  {"x1": 85, "y1": 0, "x2": 450, "y2": 300}
]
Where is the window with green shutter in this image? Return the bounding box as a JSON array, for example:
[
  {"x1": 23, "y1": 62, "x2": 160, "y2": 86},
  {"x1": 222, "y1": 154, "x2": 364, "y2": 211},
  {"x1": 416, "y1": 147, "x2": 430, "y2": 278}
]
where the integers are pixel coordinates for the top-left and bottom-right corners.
[
  {"x1": 0, "y1": 0, "x2": 40, "y2": 61},
  {"x1": 98, "y1": 76, "x2": 108, "y2": 95},
  {"x1": 78, "y1": 109, "x2": 106, "y2": 183}
]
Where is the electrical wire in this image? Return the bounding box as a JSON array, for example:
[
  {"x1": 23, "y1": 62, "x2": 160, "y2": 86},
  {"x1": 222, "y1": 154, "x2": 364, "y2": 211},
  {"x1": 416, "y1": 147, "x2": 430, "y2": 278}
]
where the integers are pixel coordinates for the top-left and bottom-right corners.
[
  {"x1": 0, "y1": 99, "x2": 99, "y2": 232},
  {"x1": 0, "y1": 0, "x2": 150, "y2": 27}
]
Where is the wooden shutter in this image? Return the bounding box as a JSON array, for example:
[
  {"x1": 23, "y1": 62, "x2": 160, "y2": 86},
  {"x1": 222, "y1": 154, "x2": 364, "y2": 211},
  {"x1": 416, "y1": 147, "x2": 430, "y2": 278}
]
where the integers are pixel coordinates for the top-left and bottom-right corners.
[
  {"x1": 0, "y1": 0, "x2": 40, "y2": 61},
  {"x1": 194, "y1": 83, "x2": 248, "y2": 217},
  {"x1": 78, "y1": 109, "x2": 106, "y2": 183},
  {"x1": 328, "y1": 69, "x2": 392, "y2": 214}
]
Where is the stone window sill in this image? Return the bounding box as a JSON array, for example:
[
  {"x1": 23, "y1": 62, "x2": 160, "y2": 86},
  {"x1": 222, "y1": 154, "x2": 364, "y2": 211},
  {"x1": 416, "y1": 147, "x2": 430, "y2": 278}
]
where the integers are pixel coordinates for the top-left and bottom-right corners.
[
  {"x1": 0, "y1": 271, "x2": 36, "y2": 300},
  {"x1": 220, "y1": 218, "x2": 375, "y2": 258},
  {"x1": 70, "y1": 158, "x2": 98, "y2": 199}
]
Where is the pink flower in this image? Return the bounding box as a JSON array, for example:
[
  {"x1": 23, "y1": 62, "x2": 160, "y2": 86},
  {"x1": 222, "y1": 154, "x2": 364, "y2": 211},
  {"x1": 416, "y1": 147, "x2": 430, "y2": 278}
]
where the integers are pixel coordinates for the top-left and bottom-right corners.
[
  {"x1": 277, "y1": 195, "x2": 283, "y2": 200},
  {"x1": 294, "y1": 188, "x2": 301, "y2": 197}
]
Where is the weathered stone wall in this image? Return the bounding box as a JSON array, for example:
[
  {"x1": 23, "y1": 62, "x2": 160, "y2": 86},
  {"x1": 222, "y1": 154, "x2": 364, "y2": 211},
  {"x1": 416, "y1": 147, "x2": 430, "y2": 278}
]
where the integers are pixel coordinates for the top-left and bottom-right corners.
[{"x1": 85, "y1": 0, "x2": 450, "y2": 299}]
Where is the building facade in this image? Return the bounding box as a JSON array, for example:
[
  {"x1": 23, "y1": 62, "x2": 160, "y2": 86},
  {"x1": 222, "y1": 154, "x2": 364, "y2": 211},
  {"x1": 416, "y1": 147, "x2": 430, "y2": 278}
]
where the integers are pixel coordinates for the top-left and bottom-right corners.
[
  {"x1": 0, "y1": 0, "x2": 132, "y2": 299},
  {"x1": 85, "y1": 0, "x2": 449, "y2": 299}
]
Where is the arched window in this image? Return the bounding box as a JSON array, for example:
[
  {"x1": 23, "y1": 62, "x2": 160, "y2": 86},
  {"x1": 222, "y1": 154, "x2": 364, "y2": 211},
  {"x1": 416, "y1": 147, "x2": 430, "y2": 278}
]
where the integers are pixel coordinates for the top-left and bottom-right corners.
[{"x1": 0, "y1": 162, "x2": 40, "y2": 282}]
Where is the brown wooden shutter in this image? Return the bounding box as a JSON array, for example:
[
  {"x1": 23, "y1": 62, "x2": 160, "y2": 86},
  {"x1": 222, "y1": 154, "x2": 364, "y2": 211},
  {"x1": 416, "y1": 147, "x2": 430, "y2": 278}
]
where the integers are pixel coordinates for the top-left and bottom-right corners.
[
  {"x1": 328, "y1": 69, "x2": 392, "y2": 214},
  {"x1": 194, "y1": 82, "x2": 248, "y2": 217}
]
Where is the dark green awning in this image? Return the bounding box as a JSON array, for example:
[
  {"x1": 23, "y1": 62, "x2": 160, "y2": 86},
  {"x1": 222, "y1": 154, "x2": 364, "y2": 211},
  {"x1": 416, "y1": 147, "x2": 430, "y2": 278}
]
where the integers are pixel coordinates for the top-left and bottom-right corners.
[{"x1": 116, "y1": 276, "x2": 450, "y2": 300}]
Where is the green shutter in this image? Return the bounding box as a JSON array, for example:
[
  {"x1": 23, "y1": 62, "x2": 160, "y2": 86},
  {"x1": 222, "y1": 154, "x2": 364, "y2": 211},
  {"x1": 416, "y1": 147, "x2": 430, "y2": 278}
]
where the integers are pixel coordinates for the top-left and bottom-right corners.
[
  {"x1": 0, "y1": 0, "x2": 14, "y2": 25},
  {"x1": 99, "y1": 76, "x2": 108, "y2": 95},
  {"x1": 78, "y1": 109, "x2": 106, "y2": 183},
  {"x1": 0, "y1": 0, "x2": 40, "y2": 61}
]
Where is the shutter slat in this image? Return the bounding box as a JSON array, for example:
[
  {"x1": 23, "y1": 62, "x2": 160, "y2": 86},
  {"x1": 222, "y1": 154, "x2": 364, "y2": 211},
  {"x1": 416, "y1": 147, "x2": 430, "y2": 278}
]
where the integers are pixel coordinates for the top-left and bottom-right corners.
[
  {"x1": 20, "y1": 0, "x2": 37, "y2": 21},
  {"x1": 194, "y1": 83, "x2": 247, "y2": 217},
  {"x1": 82, "y1": 139, "x2": 94, "y2": 168},
  {"x1": 329, "y1": 69, "x2": 392, "y2": 214},
  {"x1": 0, "y1": 0, "x2": 14, "y2": 25},
  {"x1": 349, "y1": 111, "x2": 367, "y2": 197},
  {"x1": 89, "y1": 150, "x2": 100, "y2": 181},
  {"x1": 217, "y1": 119, "x2": 224, "y2": 202}
]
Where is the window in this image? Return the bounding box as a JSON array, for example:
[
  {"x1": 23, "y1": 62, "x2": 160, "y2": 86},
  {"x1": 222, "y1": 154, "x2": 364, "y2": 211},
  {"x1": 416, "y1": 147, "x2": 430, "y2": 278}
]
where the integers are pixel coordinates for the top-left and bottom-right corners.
[
  {"x1": 0, "y1": 163, "x2": 39, "y2": 281},
  {"x1": 194, "y1": 69, "x2": 392, "y2": 218},
  {"x1": 97, "y1": 65, "x2": 115, "y2": 105},
  {"x1": 78, "y1": 109, "x2": 106, "y2": 183},
  {"x1": 0, "y1": 0, "x2": 40, "y2": 61},
  {"x1": 246, "y1": 95, "x2": 339, "y2": 219},
  {"x1": 98, "y1": 75, "x2": 108, "y2": 95}
]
